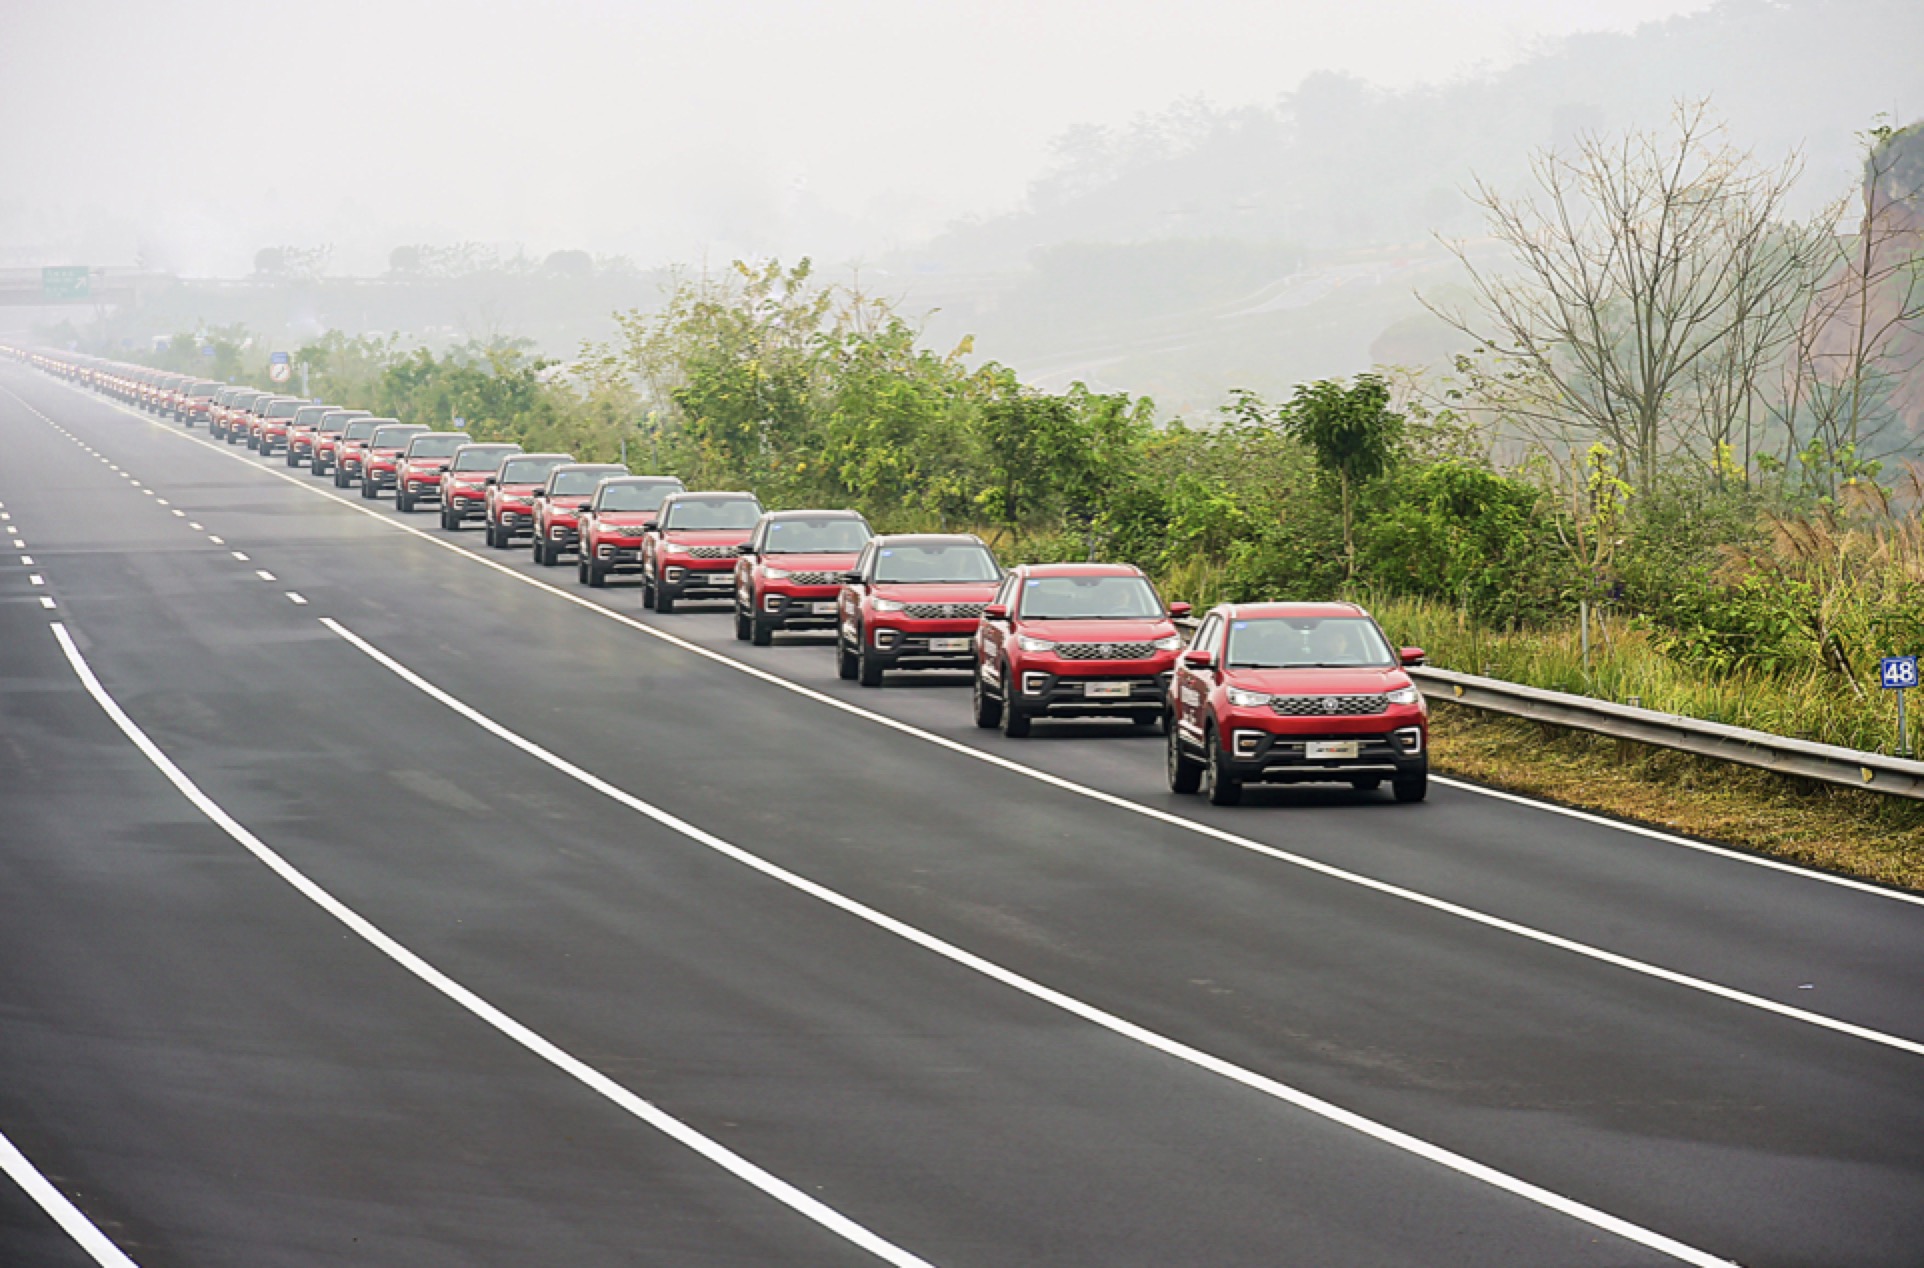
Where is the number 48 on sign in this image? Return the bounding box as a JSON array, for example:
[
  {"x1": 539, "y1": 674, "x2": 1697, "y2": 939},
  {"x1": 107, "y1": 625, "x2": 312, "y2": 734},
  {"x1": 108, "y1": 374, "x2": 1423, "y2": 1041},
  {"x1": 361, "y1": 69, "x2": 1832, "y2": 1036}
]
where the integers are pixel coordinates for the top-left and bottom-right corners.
[{"x1": 1880, "y1": 655, "x2": 1918, "y2": 759}]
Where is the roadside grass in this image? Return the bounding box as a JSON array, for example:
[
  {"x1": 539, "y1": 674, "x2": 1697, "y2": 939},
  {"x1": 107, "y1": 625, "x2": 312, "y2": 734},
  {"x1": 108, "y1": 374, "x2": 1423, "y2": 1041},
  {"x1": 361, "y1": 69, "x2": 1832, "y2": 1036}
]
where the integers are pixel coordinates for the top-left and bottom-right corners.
[
  {"x1": 1429, "y1": 703, "x2": 1924, "y2": 892},
  {"x1": 1367, "y1": 594, "x2": 1905, "y2": 755}
]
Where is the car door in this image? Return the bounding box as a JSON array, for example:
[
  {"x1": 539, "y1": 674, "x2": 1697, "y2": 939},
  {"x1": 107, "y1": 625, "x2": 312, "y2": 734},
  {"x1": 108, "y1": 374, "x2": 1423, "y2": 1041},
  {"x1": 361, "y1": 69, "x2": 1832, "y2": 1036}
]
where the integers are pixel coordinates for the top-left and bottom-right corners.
[
  {"x1": 977, "y1": 572, "x2": 1019, "y2": 677},
  {"x1": 1173, "y1": 612, "x2": 1224, "y2": 739},
  {"x1": 839, "y1": 542, "x2": 875, "y2": 639}
]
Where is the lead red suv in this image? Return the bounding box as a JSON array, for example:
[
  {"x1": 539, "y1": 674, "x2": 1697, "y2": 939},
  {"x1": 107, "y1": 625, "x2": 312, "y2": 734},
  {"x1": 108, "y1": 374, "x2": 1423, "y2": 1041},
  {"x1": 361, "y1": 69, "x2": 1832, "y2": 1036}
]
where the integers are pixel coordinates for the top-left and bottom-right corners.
[
  {"x1": 972, "y1": 563, "x2": 1189, "y2": 737},
  {"x1": 835, "y1": 534, "x2": 1002, "y2": 687},
  {"x1": 484, "y1": 453, "x2": 574, "y2": 548},
  {"x1": 640, "y1": 491, "x2": 764, "y2": 613},
  {"x1": 1166, "y1": 602, "x2": 1429, "y2": 805},
  {"x1": 576, "y1": 476, "x2": 684, "y2": 585},
  {"x1": 733, "y1": 509, "x2": 872, "y2": 645},
  {"x1": 440, "y1": 442, "x2": 522, "y2": 530},
  {"x1": 531, "y1": 463, "x2": 629, "y2": 565},
  {"x1": 394, "y1": 432, "x2": 469, "y2": 512},
  {"x1": 359, "y1": 422, "x2": 431, "y2": 498}
]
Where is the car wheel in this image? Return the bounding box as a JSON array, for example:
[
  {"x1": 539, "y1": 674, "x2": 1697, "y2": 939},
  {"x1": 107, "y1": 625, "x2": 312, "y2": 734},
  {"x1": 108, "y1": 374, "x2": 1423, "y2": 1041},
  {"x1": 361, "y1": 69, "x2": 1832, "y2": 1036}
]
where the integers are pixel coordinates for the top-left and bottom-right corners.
[
  {"x1": 1350, "y1": 777, "x2": 1382, "y2": 792},
  {"x1": 642, "y1": 568, "x2": 657, "y2": 609},
  {"x1": 1167, "y1": 722, "x2": 1203, "y2": 794},
  {"x1": 284, "y1": 450, "x2": 298, "y2": 467},
  {"x1": 655, "y1": 586, "x2": 675, "y2": 614},
  {"x1": 360, "y1": 478, "x2": 377, "y2": 499},
  {"x1": 750, "y1": 615, "x2": 773, "y2": 647},
  {"x1": 836, "y1": 633, "x2": 859, "y2": 680},
  {"x1": 857, "y1": 639, "x2": 883, "y2": 687},
  {"x1": 999, "y1": 693, "x2": 1031, "y2": 737},
  {"x1": 586, "y1": 561, "x2": 608, "y2": 589},
  {"x1": 734, "y1": 604, "x2": 752, "y2": 641},
  {"x1": 1393, "y1": 773, "x2": 1428, "y2": 803},
  {"x1": 1202, "y1": 727, "x2": 1243, "y2": 806},
  {"x1": 972, "y1": 671, "x2": 1003, "y2": 729},
  {"x1": 532, "y1": 538, "x2": 548, "y2": 565},
  {"x1": 333, "y1": 468, "x2": 347, "y2": 488},
  {"x1": 397, "y1": 493, "x2": 414, "y2": 513}
]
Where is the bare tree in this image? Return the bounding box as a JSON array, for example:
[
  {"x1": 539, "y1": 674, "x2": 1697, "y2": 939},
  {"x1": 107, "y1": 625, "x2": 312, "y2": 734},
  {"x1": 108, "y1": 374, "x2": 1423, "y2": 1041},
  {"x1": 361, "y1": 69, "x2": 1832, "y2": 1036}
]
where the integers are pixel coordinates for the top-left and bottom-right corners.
[
  {"x1": 1426, "y1": 102, "x2": 1824, "y2": 493},
  {"x1": 1768, "y1": 122, "x2": 1924, "y2": 495}
]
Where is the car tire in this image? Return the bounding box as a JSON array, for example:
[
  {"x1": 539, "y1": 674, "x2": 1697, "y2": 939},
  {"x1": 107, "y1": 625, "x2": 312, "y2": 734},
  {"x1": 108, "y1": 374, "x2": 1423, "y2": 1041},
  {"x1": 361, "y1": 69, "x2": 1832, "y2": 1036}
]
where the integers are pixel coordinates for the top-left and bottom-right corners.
[
  {"x1": 857, "y1": 639, "x2": 883, "y2": 687},
  {"x1": 999, "y1": 695, "x2": 1031, "y2": 737},
  {"x1": 972, "y1": 672, "x2": 1003, "y2": 729},
  {"x1": 1393, "y1": 773, "x2": 1428, "y2": 803},
  {"x1": 360, "y1": 478, "x2": 377, "y2": 500},
  {"x1": 285, "y1": 450, "x2": 298, "y2": 467},
  {"x1": 655, "y1": 587, "x2": 675, "y2": 614},
  {"x1": 1167, "y1": 723, "x2": 1203, "y2": 794},
  {"x1": 1202, "y1": 728, "x2": 1243, "y2": 806},
  {"x1": 734, "y1": 604, "x2": 753, "y2": 641},
  {"x1": 750, "y1": 615, "x2": 773, "y2": 647},
  {"x1": 333, "y1": 468, "x2": 347, "y2": 488},
  {"x1": 836, "y1": 633, "x2": 858, "y2": 680},
  {"x1": 586, "y1": 561, "x2": 608, "y2": 588},
  {"x1": 642, "y1": 568, "x2": 656, "y2": 609},
  {"x1": 532, "y1": 538, "x2": 549, "y2": 566},
  {"x1": 397, "y1": 493, "x2": 414, "y2": 513}
]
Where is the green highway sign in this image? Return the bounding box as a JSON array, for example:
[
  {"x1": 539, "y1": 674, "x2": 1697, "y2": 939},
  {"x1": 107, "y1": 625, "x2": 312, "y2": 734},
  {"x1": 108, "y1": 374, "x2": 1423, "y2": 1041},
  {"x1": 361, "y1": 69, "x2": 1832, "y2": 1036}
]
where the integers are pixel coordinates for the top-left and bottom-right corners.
[{"x1": 42, "y1": 266, "x2": 91, "y2": 300}]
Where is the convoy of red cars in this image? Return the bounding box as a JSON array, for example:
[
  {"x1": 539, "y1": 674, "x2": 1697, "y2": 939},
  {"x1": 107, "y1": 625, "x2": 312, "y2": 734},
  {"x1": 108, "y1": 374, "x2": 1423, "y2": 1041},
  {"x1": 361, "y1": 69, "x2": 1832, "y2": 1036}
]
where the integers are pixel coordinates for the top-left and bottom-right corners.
[{"x1": 6, "y1": 346, "x2": 1431, "y2": 803}]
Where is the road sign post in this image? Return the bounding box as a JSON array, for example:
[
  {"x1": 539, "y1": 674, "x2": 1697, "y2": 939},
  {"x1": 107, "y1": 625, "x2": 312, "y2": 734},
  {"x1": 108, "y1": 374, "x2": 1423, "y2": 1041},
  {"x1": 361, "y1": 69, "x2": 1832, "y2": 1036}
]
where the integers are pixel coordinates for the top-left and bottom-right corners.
[
  {"x1": 268, "y1": 351, "x2": 291, "y2": 384},
  {"x1": 1879, "y1": 655, "x2": 1917, "y2": 757}
]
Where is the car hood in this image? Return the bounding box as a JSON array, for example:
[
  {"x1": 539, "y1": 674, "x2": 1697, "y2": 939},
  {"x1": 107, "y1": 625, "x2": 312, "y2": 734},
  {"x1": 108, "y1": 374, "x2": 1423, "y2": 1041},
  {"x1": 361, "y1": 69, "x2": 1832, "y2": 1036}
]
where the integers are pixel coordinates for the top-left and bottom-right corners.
[
  {"x1": 588, "y1": 510, "x2": 656, "y2": 525},
  {"x1": 870, "y1": 582, "x2": 1001, "y2": 603},
  {"x1": 406, "y1": 458, "x2": 452, "y2": 470},
  {"x1": 1221, "y1": 666, "x2": 1409, "y2": 695},
  {"x1": 763, "y1": 552, "x2": 859, "y2": 572},
  {"x1": 498, "y1": 482, "x2": 543, "y2": 495},
  {"x1": 662, "y1": 529, "x2": 752, "y2": 547},
  {"x1": 1018, "y1": 619, "x2": 1176, "y2": 643}
]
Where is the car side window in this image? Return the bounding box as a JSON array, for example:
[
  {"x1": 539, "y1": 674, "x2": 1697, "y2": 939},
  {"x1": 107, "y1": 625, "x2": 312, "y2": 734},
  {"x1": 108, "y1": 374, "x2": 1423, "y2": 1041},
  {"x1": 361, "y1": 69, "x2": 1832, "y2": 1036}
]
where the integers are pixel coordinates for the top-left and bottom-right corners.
[
  {"x1": 1193, "y1": 616, "x2": 1221, "y2": 656},
  {"x1": 853, "y1": 544, "x2": 874, "y2": 581}
]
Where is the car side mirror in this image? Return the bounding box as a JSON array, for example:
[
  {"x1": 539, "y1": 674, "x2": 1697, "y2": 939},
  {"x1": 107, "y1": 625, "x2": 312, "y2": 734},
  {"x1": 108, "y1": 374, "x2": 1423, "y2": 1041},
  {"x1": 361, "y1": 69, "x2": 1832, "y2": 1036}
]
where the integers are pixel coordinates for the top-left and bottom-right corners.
[
  {"x1": 736, "y1": 543, "x2": 755, "y2": 555},
  {"x1": 483, "y1": 475, "x2": 497, "y2": 485},
  {"x1": 1400, "y1": 646, "x2": 1427, "y2": 667},
  {"x1": 641, "y1": 520, "x2": 659, "y2": 532},
  {"x1": 841, "y1": 570, "x2": 864, "y2": 585},
  {"x1": 1182, "y1": 649, "x2": 1216, "y2": 671},
  {"x1": 532, "y1": 489, "x2": 546, "y2": 499},
  {"x1": 1168, "y1": 601, "x2": 1192, "y2": 619},
  {"x1": 983, "y1": 603, "x2": 1010, "y2": 621}
]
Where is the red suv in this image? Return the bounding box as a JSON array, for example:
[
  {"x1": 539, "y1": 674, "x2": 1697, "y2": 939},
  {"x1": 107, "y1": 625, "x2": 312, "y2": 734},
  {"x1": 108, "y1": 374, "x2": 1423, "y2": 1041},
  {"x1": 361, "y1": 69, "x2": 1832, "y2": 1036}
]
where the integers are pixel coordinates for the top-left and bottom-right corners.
[
  {"x1": 310, "y1": 410, "x2": 371, "y2": 478},
  {"x1": 733, "y1": 509, "x2": 872, "y2": 645},
  {"x1": 394, "y1": 432, "x2": 470, "y2": 512},
  {"x1": 332, "y1": 416, "x2": 393, "y2": 488},
  {"x1": 531, "y1": 463, "x2": 629, "y2": 565},
  {"x1": 212, "y1": 388, "x2": 265, "y2": 442},
  {"x1": 175, "y1": 380, "x2": 221, "y2": 427},
  {"x1": 484, "y1": 453, "x2": 574, "y2": 548},
  {"x1": 576, "y1": 476, "x2": 684, "y2": 585},
  {"x1": 359, "y1": 422, "x2": 431, "y2": 498},
  {"x1": 972, "y1": 563, "x2": 1189, "y2": 737},
  {"x1": 284, "y1": 403, "x2": 337, "y2": 466},
  {"x1": 253, "y1": 396, "x2": 305, "y2": 455},
  {"x1": 641, "y1": 492, "x2": 764, "y2": 613},
  {"x1": 835, "y1": 534, "x2": 1002, "y2": 687},
  {"x1": 1166, "y1": 602, "x2": 1429, "y2": 805},
  {"x1": 440, "y1": 442, "x2": 522, "y2": 530}
]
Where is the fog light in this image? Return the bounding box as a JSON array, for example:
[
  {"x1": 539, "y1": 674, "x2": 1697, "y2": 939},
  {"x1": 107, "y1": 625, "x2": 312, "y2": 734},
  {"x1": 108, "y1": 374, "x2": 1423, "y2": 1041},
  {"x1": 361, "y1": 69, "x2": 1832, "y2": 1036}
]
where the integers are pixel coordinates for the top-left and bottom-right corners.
[
  {"x1": 597, "y1": 545, "x2": 615, "y2": 558},
  {"x1": 763, "y1": 594, "x2": 784, "y2": 612},
  {"x1": 1233, "y1": 730, "x2": 1264, "y2": 757},
  {"x1": 666, "y1": 566, "x2": 685, "y2": 583},
  {"x1": 1023, "y1": 672, "x2": 1050, "y2": 695},
  {"x1": 1394, "y1": 727, "x2": 1424, "y2": 755},
  {"x1": 874, "y1": 628, "x2": 899, "y2": 649},
  {"x1": 550, "y1": 526, "x2": 567, "y2": 539}
]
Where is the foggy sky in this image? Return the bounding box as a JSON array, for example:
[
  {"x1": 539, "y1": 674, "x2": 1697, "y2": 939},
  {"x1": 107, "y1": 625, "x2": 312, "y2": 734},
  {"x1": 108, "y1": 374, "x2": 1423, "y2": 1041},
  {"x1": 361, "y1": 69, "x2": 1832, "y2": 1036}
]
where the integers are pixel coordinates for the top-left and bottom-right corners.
[{"x1": 2, "y1": 0, "x2": 1711, "y2": 275}]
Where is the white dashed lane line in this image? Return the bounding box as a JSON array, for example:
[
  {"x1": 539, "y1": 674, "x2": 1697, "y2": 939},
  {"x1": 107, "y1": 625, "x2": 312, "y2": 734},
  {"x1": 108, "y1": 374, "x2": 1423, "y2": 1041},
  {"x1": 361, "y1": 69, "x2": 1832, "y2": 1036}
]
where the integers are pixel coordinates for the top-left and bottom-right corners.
[
  {"x1": 255, "y1": 570, "x2": 277, "y2": 583},
  {"x1": 19, "y1": 556, "x2": 31, "y2": 565},
  {"x1": 231, "y1": 551, "x2": 249, "y2": 562},
  {"x1": 29, "y1": 574, "x2": 43, "y2": 586},
  {"x1": 39, "y1": 596, "x2": 55, "y2": 610},
  {"x1": 286, "y1": 592, "x2": 308, "y2": 605}
]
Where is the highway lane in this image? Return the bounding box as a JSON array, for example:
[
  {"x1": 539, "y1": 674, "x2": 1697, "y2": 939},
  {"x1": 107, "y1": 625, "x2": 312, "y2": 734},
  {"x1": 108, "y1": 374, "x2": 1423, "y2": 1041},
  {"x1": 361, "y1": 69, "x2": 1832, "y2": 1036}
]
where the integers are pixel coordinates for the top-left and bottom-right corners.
[{"x1": 5, "y1": 364, "x2": 1924, "y2": 1265}]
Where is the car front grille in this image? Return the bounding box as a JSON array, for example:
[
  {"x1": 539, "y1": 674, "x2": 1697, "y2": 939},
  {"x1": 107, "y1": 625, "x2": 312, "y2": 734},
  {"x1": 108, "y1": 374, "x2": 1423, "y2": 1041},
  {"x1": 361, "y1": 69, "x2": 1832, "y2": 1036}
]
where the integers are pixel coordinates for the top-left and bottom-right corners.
[
  {"x1": 1269, "y1": 694, "x2": 1388, "y2": 717},
  {"x1": 903, "y1": 602, "x2": 986, "y2": 620},
  {"x1": 610, "y1": 525, "x2": 651, "y2": 538},
  {"x1": 686, "y1": 545, "x2": 736, "y2": 559},
  {"x1": 786, "y1": 570, "x2": 841, "y2": 585},
  {"x1": 1054, "y1": 641, "x2": 1161, "y2": 661}
]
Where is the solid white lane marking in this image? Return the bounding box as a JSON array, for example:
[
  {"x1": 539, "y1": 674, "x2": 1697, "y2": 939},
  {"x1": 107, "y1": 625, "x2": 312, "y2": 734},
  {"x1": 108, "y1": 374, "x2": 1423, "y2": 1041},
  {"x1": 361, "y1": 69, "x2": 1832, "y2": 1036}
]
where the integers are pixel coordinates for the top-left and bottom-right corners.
[
  {"x1": 286, "y1": 592, "x2": 307, "y2": 605},
  {"x1": 0, "y1": 1128, "x2": 138, "y2": 1268},
  {"x1": 45, "y1": 622, "x2": 933, "y2": 1268},
  {"x1": 231, "y1": 551, "x2": 250, "y2": 562},
  {"x1": 255, "y1": 570, "x2": 277, "y2": 582},
  {"x1": 40, "y1": 596, "x2": 55, "y2": 609},
  {"x1": 31, "y1": 383, "x2": 1924, "y2": 1037},
  {"x1": 322, "y1": 615, "x2": 1735, "y2": 1267}
]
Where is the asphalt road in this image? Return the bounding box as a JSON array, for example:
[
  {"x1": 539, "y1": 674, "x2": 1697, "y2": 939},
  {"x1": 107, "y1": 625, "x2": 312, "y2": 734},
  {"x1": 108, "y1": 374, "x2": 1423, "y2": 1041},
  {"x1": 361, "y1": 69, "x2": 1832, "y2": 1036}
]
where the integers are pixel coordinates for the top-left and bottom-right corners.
[{"x1": 2, "y1": 361, "x2": 1921, "y2": 1267}]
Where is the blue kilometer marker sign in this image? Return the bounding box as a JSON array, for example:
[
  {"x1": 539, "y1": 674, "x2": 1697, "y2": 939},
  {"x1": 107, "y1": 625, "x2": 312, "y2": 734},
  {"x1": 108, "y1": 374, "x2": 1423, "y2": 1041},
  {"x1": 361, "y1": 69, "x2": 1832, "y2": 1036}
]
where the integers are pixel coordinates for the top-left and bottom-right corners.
[{"x1": 1879, "y1": 656, "x2": 1917, "y2": 690}]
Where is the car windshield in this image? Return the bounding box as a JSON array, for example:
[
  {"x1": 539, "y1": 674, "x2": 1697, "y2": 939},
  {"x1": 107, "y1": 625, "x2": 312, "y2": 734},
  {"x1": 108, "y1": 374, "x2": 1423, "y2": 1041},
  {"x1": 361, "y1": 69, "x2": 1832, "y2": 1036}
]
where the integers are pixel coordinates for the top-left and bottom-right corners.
[
  {"x1": 292, "y1": 406, "x2": 331, "y2": 425},
  {"x1": 1225, "y1": 617, "x2": 1394, "y2": 669},
  {"x1": 266, "y1": 400, "x2": 302, "y2": 418},
  {"x1": 318, "y1": 413, "x2": 362, "y2": 433},
  {"x1": 873, "y1": 543, "x2": 1000, "y2": 584},
  {"x1": 764, "y1": 517, "x2": 871, "y2": 554},
  {"x1": 343, "y1": 421, "x2": 379, "y2": 441},
  {"x1": 372, "y1": 427, "x2": 423, "y2": 448},
  {"x1": 664, "y1": 497, "x2": 763, "y2": 530},
  {"x1": 551, "y1": 468, "x2": 620, "y2": 495},
  {"x1": 190, "y1": 384, "x2": 219, "y2": 396},
  {"x1": 597, "y1": 482, "x2": 677, "y2": 511},
  {"x1": 407, "y1": 435, "x2": 464, "y2": 459},
  {"x1": 1020, "y1": 575, "x2": 1162, "y2": 620},
  {"x1": 499, "y1": 457, "x2": 570, "y2": 484},
  {"x1": 454, "y1": 448, "x2": 516, "y2": 471}
]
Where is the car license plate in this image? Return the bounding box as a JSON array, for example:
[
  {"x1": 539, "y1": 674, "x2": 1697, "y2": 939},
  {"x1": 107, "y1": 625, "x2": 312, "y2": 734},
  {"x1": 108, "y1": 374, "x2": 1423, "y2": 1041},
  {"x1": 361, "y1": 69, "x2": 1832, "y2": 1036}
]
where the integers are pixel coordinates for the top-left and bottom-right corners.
[
  {"x1": 928, "y1": 637, "x2": 970, "y2": 653},
  {"x1": 699, "y1": 573, "x2": 730, "y2": 587},
  {"x1": 1083, "y1": 681, "x2": 1131, "y2": 698},
  {"x1": 811, "y1": 601, "x2": 838, "y2": 615},
  {"x1": 1306, "y1": 741, "x2": 1360, "y2": 759}
]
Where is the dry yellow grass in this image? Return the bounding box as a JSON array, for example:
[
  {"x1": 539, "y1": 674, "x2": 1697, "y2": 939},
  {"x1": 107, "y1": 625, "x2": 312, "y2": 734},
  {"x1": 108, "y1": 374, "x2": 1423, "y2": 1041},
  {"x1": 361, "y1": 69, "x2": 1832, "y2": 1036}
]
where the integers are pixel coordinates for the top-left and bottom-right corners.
[{"x1": 1429, "y1": 703, "x2": 1924, "y2": 891}]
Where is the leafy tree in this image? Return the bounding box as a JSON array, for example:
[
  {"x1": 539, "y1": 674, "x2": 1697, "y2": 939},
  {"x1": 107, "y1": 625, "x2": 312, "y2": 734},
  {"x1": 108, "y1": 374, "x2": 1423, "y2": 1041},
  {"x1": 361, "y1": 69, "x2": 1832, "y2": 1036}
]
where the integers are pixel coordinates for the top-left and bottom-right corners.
[{"x1": 1277, "y1": 373, "x2": 1404, "y2": 578}]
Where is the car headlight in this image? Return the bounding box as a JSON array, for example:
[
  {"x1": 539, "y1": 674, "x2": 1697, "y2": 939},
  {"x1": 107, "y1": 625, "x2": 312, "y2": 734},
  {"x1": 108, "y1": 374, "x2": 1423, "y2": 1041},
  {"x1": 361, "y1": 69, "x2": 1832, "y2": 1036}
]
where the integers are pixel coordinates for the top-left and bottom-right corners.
[
  {"x1": 1225, "y1": 687, "x2": 1273, "y2": 708},
  {"x1": 1016, "y1": 635, "x2": 1058, "y2": 653},
  {"x1": 762, "y1": 567, "x2": 791, "y2": 580},
  {"x1": 872, "y1": 598, "x2": 907, "y2": 612},
  {"x1": 1153, "y1": 635, "x2": 1184, "y2": 651},
  {"x1": 1385, "y1": 686, "x2": 1422, "y2": 706}
]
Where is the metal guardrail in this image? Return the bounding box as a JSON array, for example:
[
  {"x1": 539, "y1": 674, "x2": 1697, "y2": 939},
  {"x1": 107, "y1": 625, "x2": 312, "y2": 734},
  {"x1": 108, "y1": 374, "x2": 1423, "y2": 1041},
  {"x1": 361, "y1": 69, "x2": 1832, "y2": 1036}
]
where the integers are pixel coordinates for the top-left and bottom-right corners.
[{"x1": 1411, "y1": 665, "x2": 1924, "y2": 800}]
